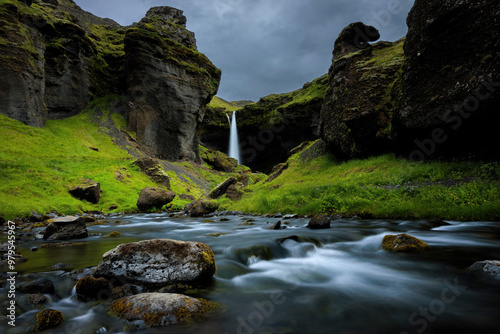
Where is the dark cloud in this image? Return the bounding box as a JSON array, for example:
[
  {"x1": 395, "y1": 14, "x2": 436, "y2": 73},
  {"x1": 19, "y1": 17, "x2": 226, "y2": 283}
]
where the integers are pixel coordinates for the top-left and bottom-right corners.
[{"x1": 74, "y1": 0, "x2": 414, "y2": 101}]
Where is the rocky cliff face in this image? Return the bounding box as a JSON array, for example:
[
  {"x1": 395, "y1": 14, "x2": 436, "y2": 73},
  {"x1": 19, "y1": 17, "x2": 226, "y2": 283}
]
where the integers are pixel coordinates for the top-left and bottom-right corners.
[
  {"x1": 0, "y1": 0, "x2": 220, "y2": 162},
  {"x1": 125, "y1": 7, "x2": 220, "y2": 162},
  {"x1": 319, "y1": 22, "x2": 404, "y2": 159},
  {"x1": 320, "y1": 1, "x2": 500, "y2": 160},
  {"x1": 396, "y1": 0, "x2": 500, "y2": 160}
]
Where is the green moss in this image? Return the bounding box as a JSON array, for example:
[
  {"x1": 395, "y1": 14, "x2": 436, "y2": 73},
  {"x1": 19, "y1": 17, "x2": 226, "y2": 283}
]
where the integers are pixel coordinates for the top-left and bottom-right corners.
[
  {"x1": 106, "y1": 231, "x2": 122, "y2": 238},
  {"x1": 34, "y1": 309, "x2": 64, "y2": 331},
  {"x1": 382, "y1": 234, "x2": 429, "y2": 252}
]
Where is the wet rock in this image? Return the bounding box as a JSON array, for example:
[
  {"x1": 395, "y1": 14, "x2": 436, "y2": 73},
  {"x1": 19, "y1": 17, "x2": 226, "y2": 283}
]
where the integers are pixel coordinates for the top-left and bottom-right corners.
[
  {"x1": 136, "y1": 187, "x2": 176, "y2": 212},
  {"x1": 110, "y1": 293, "x2": 210, "y2": 329},
  {"x1": 76, "y1": 276, "x2": 113, "y2": 302},
  {"x1": 28, "y1": 294, "x2": 48, "y2": 307},
  {"x1": 307, "y1": 214, "x2": 331, "y2": 229},
  {"x1": 34, "y1": 309, "x2": 64, "y2": 331},
  {"x1": 69, "y1": 179, "x2": 101, "y2": 204},
  {"x1": 52, "y1": 263, "x2": 71, "y2": 269},
  {"x1": 43, "y1": 216, "x2": 88, "y2": 240},
  {"x1": 93, "y1": 239, "x2": 216, "y2": 288},
  {"x1": 208, "y1": 177, "x2": 236, "y2": 199},
  {"x1": 0, "y1": 216, "x2": 5, "y2": 226},
  {"x1": 187, "y1": 199, "x2": 219, "y2": 217},
  {"x1": 18, "y1": 277, "x2": 55, "y2": 294},
  {"x1": 382, "y1": 234, "x2": 429, "y2": 253},
  {"x1": 234, "y1": 245, "x2": 273, "y2": 263},
  {"x1": 468, "y1": 260, "x2": 500, "y2": 281},
  {"x1": 283, "y1": 214, "x2": 299, "y2": 219},
  {"x1": 271, "y1": 221, "x2": 285, "y2": 230}
]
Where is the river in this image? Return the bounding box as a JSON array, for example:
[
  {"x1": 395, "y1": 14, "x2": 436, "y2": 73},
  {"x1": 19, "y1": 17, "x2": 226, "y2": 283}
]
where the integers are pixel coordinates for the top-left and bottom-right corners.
[{"x1": 2, "y1": 214, "x2": 500, "y2": 334}]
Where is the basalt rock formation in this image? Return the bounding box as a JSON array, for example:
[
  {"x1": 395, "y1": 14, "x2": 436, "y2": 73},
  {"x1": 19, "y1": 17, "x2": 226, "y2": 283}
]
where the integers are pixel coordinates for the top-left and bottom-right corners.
[{"x1": 0, "y1": 0, "x2": 220, "y2": 162}]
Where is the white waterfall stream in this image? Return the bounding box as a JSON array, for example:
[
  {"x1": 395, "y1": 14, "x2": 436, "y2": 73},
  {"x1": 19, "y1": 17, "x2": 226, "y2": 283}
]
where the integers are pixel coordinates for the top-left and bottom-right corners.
[{"x1": 228, "y1": 112, "x2": 241, "y2": 163}]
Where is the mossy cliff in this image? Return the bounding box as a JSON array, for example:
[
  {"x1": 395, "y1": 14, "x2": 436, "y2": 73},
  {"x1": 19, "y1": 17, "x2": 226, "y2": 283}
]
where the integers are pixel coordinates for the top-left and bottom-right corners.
[
  {"x1": 201, "y1": 75, "x2": 328, "y2": 172},
  {"x1": 0, "y1": 0, "x2": 220, "y2": 162},
  {"x1": 320, "y1": 1, "x2": 500, "y2": 161}
]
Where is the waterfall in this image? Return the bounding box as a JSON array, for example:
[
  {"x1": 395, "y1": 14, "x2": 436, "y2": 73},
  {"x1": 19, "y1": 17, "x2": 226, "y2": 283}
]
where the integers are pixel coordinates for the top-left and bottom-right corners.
[{"x1": 228, "y1": 112, "x2": 241, "y2": 164}]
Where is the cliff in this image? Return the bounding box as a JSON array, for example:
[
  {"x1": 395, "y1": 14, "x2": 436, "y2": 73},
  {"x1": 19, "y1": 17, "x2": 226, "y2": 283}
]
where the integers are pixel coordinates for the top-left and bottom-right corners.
[
  {"x1": 201, "y1": 75, "x2": 328, "y2": 172},
  {"x1": 320, "y1": 1, "x2": 500, "y2": 161},
  {"x1": 0, "y1": 0, "x2": 220, "y2": 161}
]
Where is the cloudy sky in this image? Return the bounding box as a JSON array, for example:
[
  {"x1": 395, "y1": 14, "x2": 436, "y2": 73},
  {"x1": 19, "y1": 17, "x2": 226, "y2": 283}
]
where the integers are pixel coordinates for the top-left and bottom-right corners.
[{"x1": 74, "y1": 0, "x2": 414, "y2": 102}]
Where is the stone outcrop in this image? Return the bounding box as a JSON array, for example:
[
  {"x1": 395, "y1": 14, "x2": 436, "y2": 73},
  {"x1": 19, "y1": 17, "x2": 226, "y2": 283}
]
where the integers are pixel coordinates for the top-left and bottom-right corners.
[
  {"x1": 382, "y1": 234, "x2": 429, "y2": 252},
  {"x1": 125, "y1": 7, "x2": 221, "y2": 161},
  {"x1": 43, "y1": 216, "x2": 88, "y2": 240},
  {"x1": 0, "y1": 1, "x2": 220, "y2": 162},
  {"x1": 319, "y1": 24, "x2": 404, "y2": 159},
  {"x1": 396, "y1": 0, "x2": 500, "y2": 160},
  {"x1": 136, "y1": 187, "x2": 176, "y2": 212},
  {"x1": 132, "y1": 158, "x2": 171, "y2": 188},
  {"x1": 93, "y1": 239, "x2": 216, "y2": 288},
  {"x1": 69, "y1": 179, "x2": 101, "y2": 204},
  {"x1": 186, "y1": 199, "x2": 219, "y2": 217},
  {"x1": 110, "y1": 293, "x2": 210, "y2": 329},
  {"x1": 207, "y1": 177, "x2": 236, "y2": 199}
]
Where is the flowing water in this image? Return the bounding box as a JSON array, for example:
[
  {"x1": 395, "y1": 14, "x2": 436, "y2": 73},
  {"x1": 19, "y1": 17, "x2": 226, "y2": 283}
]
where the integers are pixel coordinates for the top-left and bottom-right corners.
[
  {"x1": 228, "y1": 112, "x2": 241, "y2": 163},
  {"x1": 2, "y1": 215, "x2": 500, "y2": 334}
]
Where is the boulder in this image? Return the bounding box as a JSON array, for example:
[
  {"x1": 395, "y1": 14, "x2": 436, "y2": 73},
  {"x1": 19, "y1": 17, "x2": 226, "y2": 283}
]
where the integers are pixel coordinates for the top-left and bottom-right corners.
[
  {"x1": 132, "y1": 158, "x2": 171, "y2": 188},
  {"x1": 225, "y1": 184, "x2": 244, "y2": 201},
  {"x1": 18, "y1": 277, "x2": 55, "y2": 294},
  {"x1": 382, "y1": 234, "x2": 429, "y2": 252},
  {"x1": 34, "y1": 309, "x2": 64, "y2": 331},
  {"x1": 396, "y1": 0, "x2": 500, "y2": 161},
  {"x1": 208, "y1": 177, "x2": 236, "y2": 199},
  {"x1": 43, "y1": 216, "x2": 88, "y2": 240},
  {"x1": 69, "y1": 179, "x2": 101, "y2": 204},
  {"x1": 202, "y1": 149, "x2": 238, "y2": 172},
  {"x1": 93, "y1": 239, "x2": 216, "y2": 288},
  {"x1": 307, "y1": 214, "x2": 331, "y2": 229},
  {"x1": 75, "y1": 276, "x2": 113, "y2": 302},
  {"x1": 136, "y1": 187, "x2": 176, "y2": 212},
  {"x1": 468, "y1": 260, "x2": 500, "y2": 281},
  {"x1": 187, "y1": 199, "x2": 219, "y2": 217},
  {"x1": 332, "y1": 22, "x2": 380, "y2": 59},
  {"x1": 110, "y1": 293, "x2": 209, "y2": 329},
  {"x1": 28, "y1": 294, "x2": 48, "y2": 306}
]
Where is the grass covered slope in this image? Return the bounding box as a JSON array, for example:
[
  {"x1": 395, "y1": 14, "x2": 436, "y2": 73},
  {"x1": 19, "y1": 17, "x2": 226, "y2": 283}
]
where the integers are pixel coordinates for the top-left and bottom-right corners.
[
  {"x1": 0, "y1": 97, "x2": 234, "y2": 220},
  {"x1": 219, "y1": 141, "x2": 500, "y2": 221}
]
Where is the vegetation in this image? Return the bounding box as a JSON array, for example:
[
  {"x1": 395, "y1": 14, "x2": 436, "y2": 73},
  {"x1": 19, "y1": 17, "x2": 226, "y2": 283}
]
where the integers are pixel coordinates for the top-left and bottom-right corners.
[{"x1": 219, "y1": 141, "x2": 500, "y2": 221}]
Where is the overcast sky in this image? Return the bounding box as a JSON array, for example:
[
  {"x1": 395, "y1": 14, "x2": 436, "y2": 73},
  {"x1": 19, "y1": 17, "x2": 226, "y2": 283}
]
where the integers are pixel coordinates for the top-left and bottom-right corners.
[{"x1": 74, "y1": 0, "x2": 414, "y2": 102}]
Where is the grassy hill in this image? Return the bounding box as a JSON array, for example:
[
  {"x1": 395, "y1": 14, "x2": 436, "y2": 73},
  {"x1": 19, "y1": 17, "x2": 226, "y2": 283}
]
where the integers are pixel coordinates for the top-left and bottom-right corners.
[
  {"x1": 208, "y1": 96, "x2": 253, "y2": 112},
  {"x1": 218, "y1": 141, "x2": 500, "y2": 221}
]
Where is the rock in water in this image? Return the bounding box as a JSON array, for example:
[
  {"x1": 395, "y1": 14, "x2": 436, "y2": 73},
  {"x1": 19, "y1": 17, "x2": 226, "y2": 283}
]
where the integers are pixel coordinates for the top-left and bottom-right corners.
[
  {"x1": 69, "y1": 179, "x2": 101, "y2": 204},
  {"x1": 136, "y1": 187, "x2": 176, "y2": 212},
  {"x1": 43, "y1": 216, "x2": 88, "y2": 240},
  {"x1": 110, "y1": 293, "x2": 209, "y2": 329},
  {"x1": 93, "y1": 239, "x2": 216, "y2": 288},
  {"x1": 75, "y1": 276, "x2": 113, "y2": 302},
  {"x1": 186, "y1": 199, "x2": 219, "y2": 217},
  {"x1": 382, "y1": 234, "x2": 429, "y2": 252},
  {"x1": 307, "y1": 214, "x2": 331, "y2": 229},
  {"x1": 18, "y1": 277, "x2": 55, "y2": 294},
  {"x1": 34, "y1": 309, "x2": 64, "y2": 331},
  {"x1": 468, "y1": 260, "x2": 500, "y2": 281}
]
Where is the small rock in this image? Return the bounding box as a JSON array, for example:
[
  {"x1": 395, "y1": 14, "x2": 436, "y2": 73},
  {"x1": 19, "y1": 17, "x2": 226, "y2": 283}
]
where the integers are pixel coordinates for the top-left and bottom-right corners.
[
  {"x1": 271, "y1": 221, "x2": 285, "y2": 230},
  {"x1": 30, "y1": 210, "x2": 44, "y2": 222},
  {"x1": 468, "y1": 260, "x2": 500, "y2": 281},
  {"x1": 110, "y1": 293, "x2": 210, "y2": 329},
  {"x1": 76, "y1": 276, "x2": 113, "y2": 302},
  {"x1": 34, "y1": 309, "x2": 64, "y2": 331},
  {"x1": 43, "y1": 216, "x2": 88, "y2": 240},
  {"x1": 137, "y1": 187, "x2": 176, "y2": 212},
  {"x1": 307, "y1": 214, "x2": 331, "y2": 229},
  {"x1": 283, "y1": 214, "x2": 298, "y2": 219},
  {"x1": 28, "y1": 294, "x2": 48, "y2": 306},
  {"x1": 382, "y1": 234, "x2": 429, "y2": 252},
  {"x1": 18, "y1": 277, "x2": 55, "y2": 294},
  {"x1": 52, "y1": 263, "x2": 71, "y2": 269}
]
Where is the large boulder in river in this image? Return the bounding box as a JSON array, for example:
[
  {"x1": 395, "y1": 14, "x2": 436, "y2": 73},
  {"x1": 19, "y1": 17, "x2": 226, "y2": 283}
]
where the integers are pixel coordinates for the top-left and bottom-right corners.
[
  {"x1": 395, "y1": 0, "x2": 500, "y2": 160},
  {"x1": 43, "y1": 216, "x2": 88, "y2": 240},
  {"x1": 382, "y1": 234, "x2": 429, "y2": 253},
  {"x1": 307, "y1": 214, "x2": 331, "y2": 229},
  {"x1": 93, "y1": 239, "x2": 216, "y2": 288},
  {"x1": 110, "y1": 293, "x2": 210, "y2": 329},
  {"x1": 186, "y1": 199, "x2": 219, "y2": 217},
  {"x1": 137, "y1": 187, "x2": 176, "y2": 212}
]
